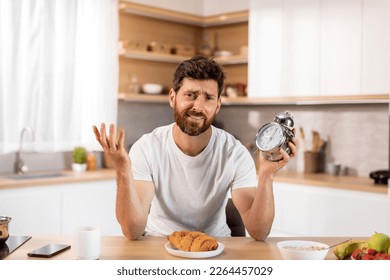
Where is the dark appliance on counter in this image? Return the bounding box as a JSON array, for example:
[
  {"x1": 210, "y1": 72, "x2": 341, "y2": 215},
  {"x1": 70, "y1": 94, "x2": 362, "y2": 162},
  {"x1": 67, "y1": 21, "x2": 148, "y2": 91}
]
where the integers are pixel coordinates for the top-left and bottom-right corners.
[{"x1": 369, "y1": 170, "x2": 389, "y2": 185}]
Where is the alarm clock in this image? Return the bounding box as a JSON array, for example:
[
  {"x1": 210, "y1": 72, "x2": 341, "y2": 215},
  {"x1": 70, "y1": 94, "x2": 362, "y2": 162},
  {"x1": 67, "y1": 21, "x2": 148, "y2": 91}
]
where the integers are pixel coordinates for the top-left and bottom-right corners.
[{"x1": 255, "y1": 111, "x2": 295, "y2": 161}]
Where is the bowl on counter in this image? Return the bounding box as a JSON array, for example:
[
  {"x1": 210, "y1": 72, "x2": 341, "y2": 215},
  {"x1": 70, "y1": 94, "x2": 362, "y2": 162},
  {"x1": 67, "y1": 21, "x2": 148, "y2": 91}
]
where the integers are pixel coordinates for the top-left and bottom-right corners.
[
  {"x1": 142, "y1": 83, "x2": 163, "y2": 95},
  {"x1": 0, "y1": 216, "x2": 11, "y2": 246},
  {"x1": 214, "y1": 50, "x2": 233, "y2": 57},
  {"x1": 277, "y1": 240, "x2": 329, "y2": 260}
]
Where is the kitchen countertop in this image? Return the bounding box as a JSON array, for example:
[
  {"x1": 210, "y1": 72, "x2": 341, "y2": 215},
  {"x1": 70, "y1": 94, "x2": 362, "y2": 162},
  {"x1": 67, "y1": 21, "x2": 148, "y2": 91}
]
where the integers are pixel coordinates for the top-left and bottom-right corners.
[
  {"x1": 0, "y1": 169, "x2": 116, "y2": 190},
  {"x1": 0, "y1": 168, "x2": 386, "y2": 194},
  {"x1": 4, "y1": 235, "x2": 351, "y2": 260},
  {"x1": 275, "y1": 170, "x2": 387, "y2": 194}
]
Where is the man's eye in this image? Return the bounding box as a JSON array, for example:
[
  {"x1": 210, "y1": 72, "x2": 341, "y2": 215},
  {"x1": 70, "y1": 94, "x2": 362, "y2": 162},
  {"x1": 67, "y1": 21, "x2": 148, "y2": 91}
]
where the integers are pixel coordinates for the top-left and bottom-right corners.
[{"x1": 186, "y1": 92, "x2": 195, "y2": 99}]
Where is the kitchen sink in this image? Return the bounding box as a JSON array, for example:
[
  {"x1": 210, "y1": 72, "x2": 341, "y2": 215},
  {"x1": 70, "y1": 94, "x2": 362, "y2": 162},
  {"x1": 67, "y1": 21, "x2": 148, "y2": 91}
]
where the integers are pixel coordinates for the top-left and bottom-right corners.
[{"x1": 4, "y1": 173, "x2": 67, "y2": 180}]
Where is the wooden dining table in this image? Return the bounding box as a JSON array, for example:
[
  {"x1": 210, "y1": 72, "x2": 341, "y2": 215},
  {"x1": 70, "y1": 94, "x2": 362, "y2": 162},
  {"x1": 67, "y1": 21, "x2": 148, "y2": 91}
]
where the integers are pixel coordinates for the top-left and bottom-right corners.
[{"x1": 3, "y1": 235, "x2": 353, "y2": 260}]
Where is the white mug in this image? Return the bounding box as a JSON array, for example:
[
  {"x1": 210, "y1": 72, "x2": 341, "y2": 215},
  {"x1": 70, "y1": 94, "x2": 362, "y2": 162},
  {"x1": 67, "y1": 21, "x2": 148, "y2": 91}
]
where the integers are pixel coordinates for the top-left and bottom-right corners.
[{"x1": 75, "y1": 226, "x2": 101, "y2": 260}]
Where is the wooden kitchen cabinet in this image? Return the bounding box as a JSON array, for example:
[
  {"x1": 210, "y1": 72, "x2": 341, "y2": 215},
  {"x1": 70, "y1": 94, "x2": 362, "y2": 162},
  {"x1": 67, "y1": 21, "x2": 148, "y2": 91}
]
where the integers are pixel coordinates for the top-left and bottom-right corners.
[
  {"x1": 118, "y1": 1, "x2": 248, "y2": 97},
  {"x1": 119, "y1": 9, "x2": 200, "y2": 94},
  {"x1": 270, "y1": 182, "x2": 389, "y2": 237}
]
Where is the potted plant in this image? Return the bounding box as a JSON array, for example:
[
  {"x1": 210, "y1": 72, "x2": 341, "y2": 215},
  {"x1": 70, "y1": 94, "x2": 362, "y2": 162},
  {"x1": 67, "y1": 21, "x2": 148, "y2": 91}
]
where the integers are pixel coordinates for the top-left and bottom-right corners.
[{"x1": 72, "y1": 146, "x2": 87, "y2": 172}]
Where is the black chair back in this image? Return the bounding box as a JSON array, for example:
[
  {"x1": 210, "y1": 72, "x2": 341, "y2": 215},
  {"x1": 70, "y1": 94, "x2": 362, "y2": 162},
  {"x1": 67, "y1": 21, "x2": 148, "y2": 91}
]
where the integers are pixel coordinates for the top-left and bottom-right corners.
[{"x1": 225, "y1": 198, "x2": 246, "y2": 236}]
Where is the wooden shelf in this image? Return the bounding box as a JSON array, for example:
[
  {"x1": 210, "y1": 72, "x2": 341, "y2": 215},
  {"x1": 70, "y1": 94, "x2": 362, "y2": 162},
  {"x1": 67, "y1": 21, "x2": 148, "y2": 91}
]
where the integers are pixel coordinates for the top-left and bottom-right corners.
[
  {"x1": 119, "y1": 93, "x2": 169, "y2": 103},
  {"x1": 120, "y1": 50, "x2": 247, "y2": 65},
  {"x1": 118, "y1": 93, "x2": 388, "y2": 105},
  {"x1": 118, "y1": 2, "x2": 248, "y2": 93},
  {"x1": 215, "y1": 55, "x2": 248, "y2": 65},
  {"x1": 120, "y1": 50, "x2": 188, "y2": 64},
  {"x1": 119, "y1": 1, "x2": 248, "y2": 27}
]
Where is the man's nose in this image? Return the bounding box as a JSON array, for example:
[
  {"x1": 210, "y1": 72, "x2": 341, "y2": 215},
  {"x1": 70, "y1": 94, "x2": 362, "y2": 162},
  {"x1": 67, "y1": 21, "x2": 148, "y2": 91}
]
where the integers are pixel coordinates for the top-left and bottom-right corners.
[{"x1": 192, "y1": 96, "x2": 206, "y2": 111}]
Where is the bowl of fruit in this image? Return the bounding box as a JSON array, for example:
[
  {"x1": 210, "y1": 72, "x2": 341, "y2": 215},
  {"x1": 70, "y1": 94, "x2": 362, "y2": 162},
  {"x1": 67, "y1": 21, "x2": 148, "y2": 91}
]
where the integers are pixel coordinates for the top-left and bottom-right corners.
[{"x1": 334, "y1": 232, "x2": 390, "y2": 260}]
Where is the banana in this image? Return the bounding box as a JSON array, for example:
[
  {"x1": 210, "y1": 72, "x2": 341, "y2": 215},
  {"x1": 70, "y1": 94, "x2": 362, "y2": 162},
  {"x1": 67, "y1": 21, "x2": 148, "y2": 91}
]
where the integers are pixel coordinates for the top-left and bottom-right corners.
[{"x1": 333, "y1": 240, "x2": 368, "y2": 260}]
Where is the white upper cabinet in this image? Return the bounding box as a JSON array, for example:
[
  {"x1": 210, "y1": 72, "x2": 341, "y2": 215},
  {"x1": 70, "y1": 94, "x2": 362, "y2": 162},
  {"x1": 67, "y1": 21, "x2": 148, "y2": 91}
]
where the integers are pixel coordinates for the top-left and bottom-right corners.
[
  {"x1": 248, "y1": 0, "x2": 284, "y2": 97},
  {"x1": 362, "y1": 0, "x2": 390, "y2": 94},
  {"x1": 283, "y1": 0, "x2": 320, "y2": 97},
  {"x1": 249, "y1": 0, "x2": 390, "y2": 98},
  {"x1": 320, "y1": 0, "x2": 362, "y2": 96},
  {"x1": 249, "y1": 0, "x2": 321, "y2": 97}
]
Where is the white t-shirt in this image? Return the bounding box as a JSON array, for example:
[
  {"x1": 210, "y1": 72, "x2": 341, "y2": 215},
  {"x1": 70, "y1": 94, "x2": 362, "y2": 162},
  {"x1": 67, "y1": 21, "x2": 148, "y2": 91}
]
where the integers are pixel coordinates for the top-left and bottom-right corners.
[{"x1": 129, "y1": 123, "x2": 257, "y2": 237}]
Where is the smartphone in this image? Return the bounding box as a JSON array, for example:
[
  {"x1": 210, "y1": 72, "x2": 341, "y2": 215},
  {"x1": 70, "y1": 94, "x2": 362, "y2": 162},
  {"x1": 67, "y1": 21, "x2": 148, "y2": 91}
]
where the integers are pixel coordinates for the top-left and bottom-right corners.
[{"x1": 27, "y1": 244, "x2": 71, "y2": 258}]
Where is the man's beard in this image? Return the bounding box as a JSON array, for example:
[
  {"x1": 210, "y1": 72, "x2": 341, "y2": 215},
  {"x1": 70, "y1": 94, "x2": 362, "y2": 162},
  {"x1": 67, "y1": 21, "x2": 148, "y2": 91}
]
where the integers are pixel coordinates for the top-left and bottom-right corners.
[{"x1": 174, "y1": 107, "x2": 216, "y2": 136}]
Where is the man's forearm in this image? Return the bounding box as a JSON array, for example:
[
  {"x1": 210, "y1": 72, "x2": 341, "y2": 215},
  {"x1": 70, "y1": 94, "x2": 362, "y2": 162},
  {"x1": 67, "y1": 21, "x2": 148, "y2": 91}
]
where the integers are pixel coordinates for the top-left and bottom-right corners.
[
  {"x1": 115, "y1": 167, "x2": 148, "y2": 240},
  {"x1": 245, "y1": 174, "x2": 275, "y2": 241}
]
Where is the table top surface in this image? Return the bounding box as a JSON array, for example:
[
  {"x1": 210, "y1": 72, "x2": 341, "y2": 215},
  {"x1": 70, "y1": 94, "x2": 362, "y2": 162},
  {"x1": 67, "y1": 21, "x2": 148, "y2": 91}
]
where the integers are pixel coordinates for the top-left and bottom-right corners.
[{"x1": 3, "y1": 235, "x2": 355, "y2": 260}]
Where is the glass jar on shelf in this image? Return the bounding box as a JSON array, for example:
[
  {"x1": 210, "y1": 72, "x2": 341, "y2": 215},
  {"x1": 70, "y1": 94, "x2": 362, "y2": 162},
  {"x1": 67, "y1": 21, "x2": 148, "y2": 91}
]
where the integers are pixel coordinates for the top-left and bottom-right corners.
[
  {"x1": 127, "y1": 74, "x2": 140, "y2": 95},
  {"x1": 198, "y1": 33, "x2": 212, "y2": 56}
]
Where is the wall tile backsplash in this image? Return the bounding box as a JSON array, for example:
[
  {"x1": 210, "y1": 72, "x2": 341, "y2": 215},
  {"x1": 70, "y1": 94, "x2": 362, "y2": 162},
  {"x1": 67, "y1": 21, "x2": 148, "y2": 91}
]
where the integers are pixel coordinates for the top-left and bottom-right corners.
[
  {"x1": 118, "y1": 101, "x2": 388, "y2": 178},
  {"x1": 1, "y1": 101, "x2": 387, "y2": 179}
]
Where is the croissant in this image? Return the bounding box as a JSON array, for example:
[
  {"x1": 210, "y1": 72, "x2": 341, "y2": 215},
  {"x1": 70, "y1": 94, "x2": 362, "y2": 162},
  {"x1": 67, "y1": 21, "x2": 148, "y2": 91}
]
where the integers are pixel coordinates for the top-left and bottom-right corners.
[{"x1": 168, "y1": 230, "x2": 219, "y2": 252}]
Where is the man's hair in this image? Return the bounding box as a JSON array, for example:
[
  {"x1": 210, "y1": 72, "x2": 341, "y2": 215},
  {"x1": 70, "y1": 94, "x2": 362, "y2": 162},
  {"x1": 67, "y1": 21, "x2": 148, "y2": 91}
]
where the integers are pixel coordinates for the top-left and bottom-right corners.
[{"x1": 172, "y1": 55, "x2": 226, "y2": 98}]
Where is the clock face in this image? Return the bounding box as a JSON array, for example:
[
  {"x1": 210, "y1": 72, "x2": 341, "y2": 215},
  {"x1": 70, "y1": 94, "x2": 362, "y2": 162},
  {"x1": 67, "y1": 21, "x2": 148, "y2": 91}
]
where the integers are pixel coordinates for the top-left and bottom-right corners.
[{"x1": 256, "y1": 123, "x2": 284, "y2": 151}]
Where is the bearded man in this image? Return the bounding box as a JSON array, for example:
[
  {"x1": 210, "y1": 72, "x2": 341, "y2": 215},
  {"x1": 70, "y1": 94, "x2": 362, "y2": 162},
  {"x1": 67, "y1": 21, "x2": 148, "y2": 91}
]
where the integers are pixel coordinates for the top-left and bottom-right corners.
[{"x1": 93, "y1": 56, "x2": 299, "y2": 241}]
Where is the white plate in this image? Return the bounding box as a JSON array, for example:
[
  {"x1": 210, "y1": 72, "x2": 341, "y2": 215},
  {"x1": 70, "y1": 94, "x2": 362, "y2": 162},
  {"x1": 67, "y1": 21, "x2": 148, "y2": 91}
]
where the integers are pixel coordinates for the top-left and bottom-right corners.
[{"x1": 165, "y1": 242, "x2": 224, "y2": 259}]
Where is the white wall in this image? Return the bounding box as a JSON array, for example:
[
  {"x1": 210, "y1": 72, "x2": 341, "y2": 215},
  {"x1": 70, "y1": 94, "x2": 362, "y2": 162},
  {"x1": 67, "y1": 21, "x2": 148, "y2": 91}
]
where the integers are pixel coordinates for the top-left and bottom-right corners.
[
  {"x1": 202, "y1": 0, "x2": 249, "y2": 16},
  {"x1": 124, "y1": 0, "x2": 249, "y2": 16}
]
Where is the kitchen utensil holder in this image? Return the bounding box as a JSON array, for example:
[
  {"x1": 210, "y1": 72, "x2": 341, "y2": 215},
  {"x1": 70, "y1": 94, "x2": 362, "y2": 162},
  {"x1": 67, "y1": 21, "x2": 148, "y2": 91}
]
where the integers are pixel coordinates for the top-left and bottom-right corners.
[{"x1": 304, "y1": 151, "x2": 325, "y2": 173}]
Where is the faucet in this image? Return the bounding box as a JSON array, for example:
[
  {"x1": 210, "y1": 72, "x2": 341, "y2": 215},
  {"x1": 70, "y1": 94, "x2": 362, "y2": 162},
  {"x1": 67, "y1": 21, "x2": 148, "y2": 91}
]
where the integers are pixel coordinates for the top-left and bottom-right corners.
[{"x1": 14, "y1": 126, "x2": 35, "y2": 174}]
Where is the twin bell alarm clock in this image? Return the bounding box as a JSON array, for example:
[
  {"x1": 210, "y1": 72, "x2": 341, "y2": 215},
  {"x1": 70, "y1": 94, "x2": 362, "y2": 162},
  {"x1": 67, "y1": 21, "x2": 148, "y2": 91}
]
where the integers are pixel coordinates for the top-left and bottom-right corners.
[{"x1": 255, "y1": 111, "x2": 295, "y2": 161}]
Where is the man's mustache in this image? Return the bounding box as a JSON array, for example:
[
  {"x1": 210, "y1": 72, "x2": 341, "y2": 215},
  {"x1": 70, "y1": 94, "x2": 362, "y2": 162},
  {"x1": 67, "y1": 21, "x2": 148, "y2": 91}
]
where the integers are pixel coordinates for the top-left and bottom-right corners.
[{"x1": 186, "y1": 111, "x2": 206, "y2": 118}]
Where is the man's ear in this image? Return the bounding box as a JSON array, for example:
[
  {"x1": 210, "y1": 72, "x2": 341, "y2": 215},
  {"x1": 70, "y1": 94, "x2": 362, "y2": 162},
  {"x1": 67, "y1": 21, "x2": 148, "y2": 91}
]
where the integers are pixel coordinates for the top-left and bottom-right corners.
[
  {"x1": 215, "y1": 96, "x2": 222, "y2": 115},
  {"x1": 168, "y1": 89, "x2": 175, "y2": 108}
]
